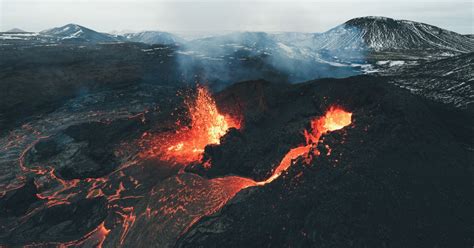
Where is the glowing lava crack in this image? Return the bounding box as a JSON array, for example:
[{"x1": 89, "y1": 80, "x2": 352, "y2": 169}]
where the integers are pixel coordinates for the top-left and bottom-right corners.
[{"x1": 259, "y1": 106, "x2": 353, "y2": 185}]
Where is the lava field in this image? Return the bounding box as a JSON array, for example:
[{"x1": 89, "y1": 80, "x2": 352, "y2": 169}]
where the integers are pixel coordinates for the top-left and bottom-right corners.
[{"x1": 0, "y1": 74, "x2": 472, "y2": 247}]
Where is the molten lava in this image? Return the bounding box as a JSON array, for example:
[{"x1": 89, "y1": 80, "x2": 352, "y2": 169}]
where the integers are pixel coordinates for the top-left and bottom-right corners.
[
  {"x1": 305, "y1": 106, "x2": 353, "y2": 144},
  {"x1": 159, "y1": 86, "x2": 240, "y2": 164},
  {"x1": 258, "y1": 106, "x2": 352, "y2": 185}
]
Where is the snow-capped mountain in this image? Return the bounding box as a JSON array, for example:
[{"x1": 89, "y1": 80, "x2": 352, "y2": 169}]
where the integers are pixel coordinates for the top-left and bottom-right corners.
[
  {"x1": 40, "y1": 24, "x2": 121, "y2": 43},
  {"x1": 123, "y1": 31, "x2": 183, "y2": 45},
  {"x1": 313, "y1": 16, "x2": 474, "y2": 53}
]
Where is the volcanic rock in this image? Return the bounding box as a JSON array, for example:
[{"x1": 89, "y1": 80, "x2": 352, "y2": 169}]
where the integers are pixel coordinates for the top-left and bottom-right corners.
[
  {"x1": 3, "y1": 197, "x2": 107, "y2": 245},
  {"x1": 25, "y1": 118, "x2": 145, "y2": 180},
  {"x1": 0, "y1": 179, "x2": 41, "y2": 218}
]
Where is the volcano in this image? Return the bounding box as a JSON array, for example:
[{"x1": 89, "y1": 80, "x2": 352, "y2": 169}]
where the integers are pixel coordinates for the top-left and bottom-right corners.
[
  {"x1": 315, "y1": 16, "x2": 474, "y2": 53},
  {"x1": 0, "y1": 15, "x2": 473, "y2": 248}
]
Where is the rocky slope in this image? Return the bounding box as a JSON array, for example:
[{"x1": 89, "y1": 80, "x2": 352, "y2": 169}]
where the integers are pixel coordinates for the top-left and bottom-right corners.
[
  {"x1": 0, "y1": 42, "x2": 180, "y2": 134},
  {"x1": 385, "y1": 52, "x2": 474, "y2": 108},
  {"x1": 124, "y1": 31, "x2": 184, "y2": 45},
  {"x1": 316, "y1": 16, "x2": 474, "y2": 53}
]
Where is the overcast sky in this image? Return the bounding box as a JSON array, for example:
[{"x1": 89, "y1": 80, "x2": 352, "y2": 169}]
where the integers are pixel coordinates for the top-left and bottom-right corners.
[{"x1": 1, "y1": 0, "x2": 472, "y2": 34}]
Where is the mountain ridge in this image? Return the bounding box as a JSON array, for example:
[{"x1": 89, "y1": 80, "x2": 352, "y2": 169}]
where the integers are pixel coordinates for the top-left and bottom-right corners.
[
  {"x1": 18, "y1": 17, "x2": 472, "y2": 55},
  {"x1": 334, "y1": 16, "x2": 474, "y2": 52},
  {"x1": 40, "y1": 23, "x2": 121, "y2": 42},
  {"x1": 123, "y1": 31, "x2": 184, "y2": 45}
]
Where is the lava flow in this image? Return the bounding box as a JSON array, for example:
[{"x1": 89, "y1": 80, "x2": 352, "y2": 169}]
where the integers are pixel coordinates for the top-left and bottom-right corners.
[
  {"x1": 115, "y1": 92, "x2": 351, "y2": 246},
  {"x1": 257, "y1": 106, "x2": 352, "y2": 185},
  {"x1": 153, "y1": 85, "x2": 240, "y2": 164}
]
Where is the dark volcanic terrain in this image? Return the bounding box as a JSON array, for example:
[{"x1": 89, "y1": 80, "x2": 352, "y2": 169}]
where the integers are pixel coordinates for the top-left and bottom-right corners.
[
  {"x1": 179, "y1": 77, "x2": 473, "y2": 247},
  {"x1": 0, "y1": 75, "x2": 472, "y2": 247}
]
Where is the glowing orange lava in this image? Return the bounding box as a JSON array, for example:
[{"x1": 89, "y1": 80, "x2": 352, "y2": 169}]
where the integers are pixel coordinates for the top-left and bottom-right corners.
[
  {"x1": 305, "y1": 106, "x2": 353, "y2": 144},
  {"x1": 258, "y1": 106, "x2": 352, "y2": 185},
  {"x1": 159, "y1": 86, "x2": 240, "y2": 164}
]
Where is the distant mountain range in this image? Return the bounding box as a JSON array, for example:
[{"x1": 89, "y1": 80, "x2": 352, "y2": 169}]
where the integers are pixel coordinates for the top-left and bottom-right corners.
[
  {"x1": 3, "y1": 16, "x2": 472, "y2": 54},
  {"x1": 1, "y1": 16, "x2": 473, "y2": 83},
  {"x1": 34, "y1": 24, "x2": 182, "y2": 45}
]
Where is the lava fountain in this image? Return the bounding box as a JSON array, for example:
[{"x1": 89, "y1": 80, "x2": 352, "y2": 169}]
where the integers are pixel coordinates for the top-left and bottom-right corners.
[
  {"x1": 257, "y1": 106, "x2": 352, "y2": 185},
  {"x1": 157, "y1": 85, "x2": 240, "y2": 164}
]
